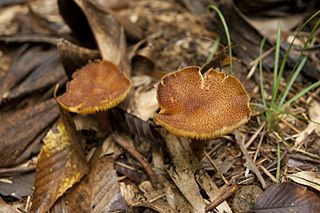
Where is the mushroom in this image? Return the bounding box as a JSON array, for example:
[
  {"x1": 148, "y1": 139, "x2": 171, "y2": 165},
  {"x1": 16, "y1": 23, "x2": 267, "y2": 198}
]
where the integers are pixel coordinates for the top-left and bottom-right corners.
[
  {"x1": 56, "y1": 60, "x2": 131, "y2": 131},
  {"x1": 154, "y1": 66, "x2": 251, "y2": 155}
]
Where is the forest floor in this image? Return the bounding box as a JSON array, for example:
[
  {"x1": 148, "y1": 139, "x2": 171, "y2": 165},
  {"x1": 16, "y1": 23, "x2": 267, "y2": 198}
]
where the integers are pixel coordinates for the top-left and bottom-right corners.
[{"x1": 0, "y1": 0, "x2": 319, "y2": 213}]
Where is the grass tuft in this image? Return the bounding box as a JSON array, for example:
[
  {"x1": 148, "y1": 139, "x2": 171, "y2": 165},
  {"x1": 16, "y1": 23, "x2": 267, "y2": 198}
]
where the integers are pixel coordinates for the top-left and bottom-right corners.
[{"x1": 258, "y1": 11, "x2": 320, "y2": 130}]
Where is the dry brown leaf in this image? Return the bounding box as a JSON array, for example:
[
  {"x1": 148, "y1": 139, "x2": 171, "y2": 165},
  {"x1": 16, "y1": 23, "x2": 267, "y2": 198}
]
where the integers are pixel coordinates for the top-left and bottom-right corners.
[
  {"x1": 0, "y1": 172, "x2": 34, "y2": 199},
  {"x1": 5, "y1": 54, "x2": 66, "y2": 102},
  {"x1": 56, "y1": 38, "x2": 100, "y2": 79},
  {"x1": 0, "y1": 46, "x2": 58, "y2": 103},
  {"x1": 0, "y1": 99, "x2": 59, "y2": 167},
  {"x1": 288, "y1": 171, "x2": 320, "y2": 192},
  {"x1": 294, "y1": 101, "x2": 320, "y2": 148},
  {"x1": 72, "y1": 0, "x2": 129, "y2": 73},
  {"x1": 31, "y1": 111, "x2": 88, "y2": 213},
  {"x1": 251, "y1": 182, "x2": 320, "y2": 213},
  {"x1": 129, "y1": 75, "x2": 158, "y2": 121},
  {"x1": 65, "y1": 151, "x2": 127, "y2": 212}
]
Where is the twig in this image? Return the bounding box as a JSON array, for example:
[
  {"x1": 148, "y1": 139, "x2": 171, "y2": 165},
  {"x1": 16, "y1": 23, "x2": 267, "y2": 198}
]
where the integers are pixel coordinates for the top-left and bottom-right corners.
[
  {"x1": 280, "y1": 117, "x2": 301, "y2": 133},
  {"x1": 253, "y1": 129, "x2": 265, "y2": 162},
  {"x1": 148, "y1": 193, "x2": 166, "y2": 203},
  {"x1": 292, "y1": 147, "x2": 320, "y2": 160},
  {"x1": 204, "y1": 151, "x2": 228, "y2": 184},
  {"x1": 205, "y1": 183, "x2": 238, "y2": 212},
  {"x1": 112, "y1": 132, "x2": 157, "y2": 185},
  {"x1": 0, "y1": 165, "x2": 36, "y2": 177},
  {"x1": 245, "y1": 122, "x2": 265, "y2": 148},
  {"x1": 260, "y1": 165, "x2": 277, "y2": 183},
  {"x1": 237, "y1": 134, "x2": 267, "y2": 189}
]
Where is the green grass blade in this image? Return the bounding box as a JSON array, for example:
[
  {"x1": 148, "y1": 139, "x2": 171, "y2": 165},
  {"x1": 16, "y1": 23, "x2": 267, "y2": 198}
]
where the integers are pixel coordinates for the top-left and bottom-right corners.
[
  {"x1": 208, "y1": 5, "x2": 233, "y2": 73},
  {"x1": 282, "y1": 81, "x2": 320, "y2": 110},
  {"x1": 270, "y1": 24, "x2": 282, "y2": 109},
  {"x1": 278, "y1": 56, "x2": 308, "y2": 107},
  {"x1": 271, "y1": 11, "x2": 320, "y2": 107},
  {"x1": 259, "y1": 37, "x2": 267, "y2": 108},
  {"x1": 206, "y1": 37, "x2": 221, "y2": 64}
]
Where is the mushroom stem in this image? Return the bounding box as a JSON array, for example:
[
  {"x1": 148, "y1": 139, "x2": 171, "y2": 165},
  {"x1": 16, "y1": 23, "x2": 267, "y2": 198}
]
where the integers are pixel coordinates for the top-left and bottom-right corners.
[
  {"x1": 96, "y1": 111, "x2": 111, "y2": 133},
  {"x1": 190, "y1": 139, "x2": 207, "y2": 160}
]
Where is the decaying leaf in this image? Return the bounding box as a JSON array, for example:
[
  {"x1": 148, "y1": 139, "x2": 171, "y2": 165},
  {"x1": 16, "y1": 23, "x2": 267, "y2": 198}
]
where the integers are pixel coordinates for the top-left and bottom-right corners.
[
  {"x1": 288, "y1": 171, "x2": 320, "y2": 192},
  {"x1": 294, "y1": 101, "x2": 320, "y2": 148},
  {"x1": 110, "y1": 108, "x2": 163, "y2": 147},
  {"x1": 128, "y1": 75, "x2": 158, "y2": 121},
  {"x1": 0, "y1": 99, "x2": 59, "y2": 167},
  {"x1": 250, "y1": 182, "x2": 320, "y2": 213},
  {"x1": 0, "y1": 172, "x2": 34, "y2": 199},
  {"x1": 0, "y1": 46, "x2": 58, "y2": 103},
  {"x1": 31, "y1": 112, "x2": 88, "y2": 213},
  {"x1": 65, "y1": 150, "x2": 127, "y2": 213},
  {"x1": 71, "y1": 0, "x2": 129, "y2": 72},
  {"x1": 4, "y1": 54, "x2": 66, "y2": 102},
  {"x1": 57, "y1": 0, "x2": 95, "y2": 47},
  {"x1": 57, "y1": 38, "x2": 100, "y2": 78}
]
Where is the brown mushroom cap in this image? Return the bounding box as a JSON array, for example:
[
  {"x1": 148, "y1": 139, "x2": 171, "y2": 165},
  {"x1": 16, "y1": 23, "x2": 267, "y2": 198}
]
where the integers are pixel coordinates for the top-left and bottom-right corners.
[
  {"x1": 56, "y1": 60, "x2": 131, "y2": 114},
  {"x1": 154, "y1": 66, "x2": 251, "y2": 139}
]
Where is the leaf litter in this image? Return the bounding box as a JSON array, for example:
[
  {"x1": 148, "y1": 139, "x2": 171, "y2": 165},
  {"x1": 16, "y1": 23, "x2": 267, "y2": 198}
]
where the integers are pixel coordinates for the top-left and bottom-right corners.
[{"x1": 0, "y1": 0, "x2": 320, "y2": 213}]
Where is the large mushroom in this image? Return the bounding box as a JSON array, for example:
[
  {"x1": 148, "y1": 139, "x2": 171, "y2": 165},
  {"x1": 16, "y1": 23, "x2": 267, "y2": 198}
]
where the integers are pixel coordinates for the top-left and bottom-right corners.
[
  {"x1": 56, "y1": 60, "x2": 131, "y2": 130},
  {"x1": 154, "y1": 66, "x2": 251, "y2": 141}
]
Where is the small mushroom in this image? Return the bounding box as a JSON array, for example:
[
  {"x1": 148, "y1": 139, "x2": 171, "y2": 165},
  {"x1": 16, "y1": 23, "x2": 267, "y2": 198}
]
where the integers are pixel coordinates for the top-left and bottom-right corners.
[
  {"x1": 56, "y1": 60, "x2": 131, "y2": 131},
  {"x1": 154, "y1": 66, "x2": 251, "y2": 140}
]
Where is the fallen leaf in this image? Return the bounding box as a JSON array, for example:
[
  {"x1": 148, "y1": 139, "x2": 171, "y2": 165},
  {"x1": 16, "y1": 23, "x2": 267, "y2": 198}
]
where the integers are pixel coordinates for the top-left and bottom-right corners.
[
  {"x1": 129, "y1": 75, "x2": 158, "y2": 121},
  {"x1": 110, "y1": 108, "x2": 163, "y2": 147},
  {"x1": 0, "y1": 99, "x2": 59, "y2": 167},
  {"x1": 4, "y1": 54, "x2": 66, "y2": 102},
  {"x1": 65, "y1": 151, "x2": 127, "y2": 213},
  {"x1": 250, "y1": 182, "x2": 320, "y2": 213},
  {"x1": 288, "y1": 171, "x2": 320, "y2": 192},
  {"x1": 0, "y1": 172, "x2": 34, "y2": 199},
  {"x1": 72, "y1": 0, "x2": 129, "y2": 72},
  {"x1": 0, "y1": 46, "x2": 58, "y2": 103},
  {"x1": 31, "y1": 111, "x2": 88, "y2": 213},
  {"x1": 57, "y1": 38, "x2": 100, "y2": 78},
  {"x1": 294, "y1": 101, "x2": 320, "y2": 148}
]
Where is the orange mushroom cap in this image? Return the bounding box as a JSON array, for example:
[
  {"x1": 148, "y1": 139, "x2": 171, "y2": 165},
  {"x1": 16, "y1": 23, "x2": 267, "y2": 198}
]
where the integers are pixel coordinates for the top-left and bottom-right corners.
[
  {"x1": 56, "y1": 60, "x2": 131, "y2": 114},
  {"x1": 154, "y1": 66, "x2": 251, "y2": 139}
]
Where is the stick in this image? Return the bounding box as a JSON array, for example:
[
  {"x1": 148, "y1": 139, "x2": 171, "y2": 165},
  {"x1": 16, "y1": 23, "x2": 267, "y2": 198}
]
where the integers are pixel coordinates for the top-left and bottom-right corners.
[{"x1": 112, "y1": 132, "x2": 157, "y2": 185}]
